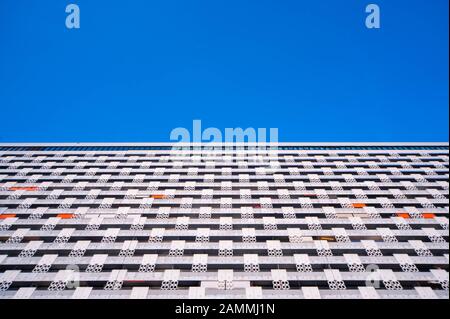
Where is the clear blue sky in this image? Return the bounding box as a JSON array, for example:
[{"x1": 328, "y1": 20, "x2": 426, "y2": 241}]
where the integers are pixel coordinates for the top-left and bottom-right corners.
[{"x1": 0, "y1": 0, "x2": 448, "y2": 143}]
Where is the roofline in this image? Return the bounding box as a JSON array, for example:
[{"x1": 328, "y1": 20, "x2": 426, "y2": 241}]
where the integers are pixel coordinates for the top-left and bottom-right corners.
[{"x1": 0, "y1": 142, "x2": 448, "y2": 147}]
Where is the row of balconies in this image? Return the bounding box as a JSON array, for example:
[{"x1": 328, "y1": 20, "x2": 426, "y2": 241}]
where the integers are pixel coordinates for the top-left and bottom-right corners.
[
  {"x1": 2, "y1": 254, "x2": 448, "y2": 268},
  {"x1": 0, "y1": 180, "x2": 447, "y2": 192},
  {"x1": 1, "y1": 227, "x2": 448, "y2": 237},
  {"x1": 0, "y1": 286, "x2": 448, "y2": 299},
  {"x1": 1, "y1": 269, "x2": 447, "y2": 287},
  {"x1": 1, "y1": 189, "x2": 448, "y2": 198},
  {"x1": 1, "y1": 181, "x2": 448, "y2": 192},
  {"x1": 1, "y1": 240, "x2": 448, "y2": 253},
  {"x1": 1, "y1": 164, "x2": 446, "y2": 174},
  {"x1": 3, "y1": 213, "x2": 448, "y2": 226},
  {"x1": 0, "y1": 198, "x2": 447, "y2": 210},
  {"x1": 1, "y1": 167, "x2": 448, "y2": 177},
  {"x1": 1, "y1": 152, "x2": 448, "y2": 159}
]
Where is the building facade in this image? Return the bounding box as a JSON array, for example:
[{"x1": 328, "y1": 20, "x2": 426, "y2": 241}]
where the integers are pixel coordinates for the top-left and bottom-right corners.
[{"x1": 0, "y1": 143, "x2": 448, "y2": 299}]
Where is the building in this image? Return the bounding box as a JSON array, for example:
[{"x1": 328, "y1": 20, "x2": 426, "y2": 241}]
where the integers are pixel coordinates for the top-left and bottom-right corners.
[{"x1": 0, "y1": 143, "x2": 448, "y2": 299}]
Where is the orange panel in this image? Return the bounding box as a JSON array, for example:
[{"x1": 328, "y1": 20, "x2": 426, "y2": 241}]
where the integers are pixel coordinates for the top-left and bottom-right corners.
[
  {"x1": 0, "y1": 214, "x2": 16, "y2": 219},
  {"x1": 352, "y1": 203, "x2": 366, "y2": 208},
  {"x1": 151, "y1": 194, "x2": 166, "y2": 199},
  {"x1": 396, "y1": 212, "x2": 410, "y2": 219},
  {"x1": 57, "y1": 213, "x2": 74, "y2": 219},
  {"x1": 9, "y1": 187, "x2": 38, "y2": 191},
  {"x1": 422, "y1": 213, "x2": 436, "y2": 219}
]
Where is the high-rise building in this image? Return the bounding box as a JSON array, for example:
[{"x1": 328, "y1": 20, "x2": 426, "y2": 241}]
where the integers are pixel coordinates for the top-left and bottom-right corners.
[{"x1": 0, "y1": 143, "x2": 448, "y2": 299}]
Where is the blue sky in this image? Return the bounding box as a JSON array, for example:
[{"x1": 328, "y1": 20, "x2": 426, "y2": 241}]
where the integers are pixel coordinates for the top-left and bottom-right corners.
[{"x1": 0, "y1": 0, "x2": 448, "y2": 143}]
